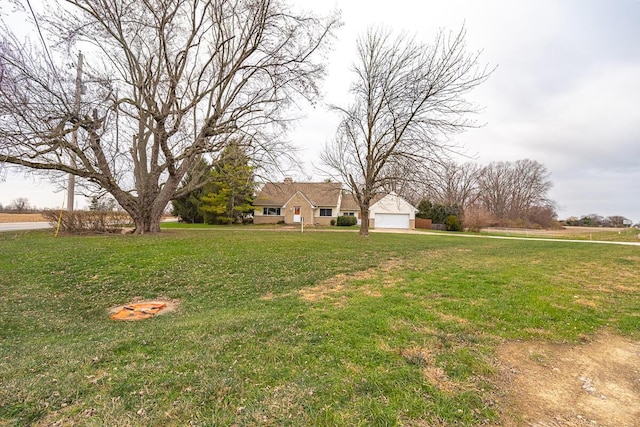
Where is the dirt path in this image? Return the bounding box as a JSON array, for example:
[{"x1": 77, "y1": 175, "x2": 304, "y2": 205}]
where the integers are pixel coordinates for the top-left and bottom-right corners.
[{"x1": 496, "y1": 332, "x2": 640, "y2": 426}]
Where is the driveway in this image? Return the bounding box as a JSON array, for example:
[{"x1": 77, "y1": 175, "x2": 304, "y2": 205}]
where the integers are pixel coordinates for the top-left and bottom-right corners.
[{"x1": 0, "y1": 222, "x2": 52, "y2": 232}]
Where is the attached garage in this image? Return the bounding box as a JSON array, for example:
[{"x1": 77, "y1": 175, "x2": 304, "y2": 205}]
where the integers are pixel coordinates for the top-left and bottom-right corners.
[
  {"x1": 375, "y1": 213, "x2": 410, "y2": 229},
  {"x1": 369, "y1": 193, "x2": 418, "y2": 230}
]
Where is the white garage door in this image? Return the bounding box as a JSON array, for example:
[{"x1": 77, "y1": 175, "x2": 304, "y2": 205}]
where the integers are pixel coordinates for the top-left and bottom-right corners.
[{"x1": 375, "y1": 213, "x2": 410, "y2": 229}]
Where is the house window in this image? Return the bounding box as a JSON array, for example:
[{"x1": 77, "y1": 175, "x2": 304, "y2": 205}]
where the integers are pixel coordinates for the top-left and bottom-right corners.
[
  {"x1": 263, "y1": 207, "x2": 281, "y2": 216},
  {"x1": 343, "y1": 212, "x2": 355, "y2": 216},
  {"x1": 319, "y1": 208, "x2": 332, "y2": 217}
]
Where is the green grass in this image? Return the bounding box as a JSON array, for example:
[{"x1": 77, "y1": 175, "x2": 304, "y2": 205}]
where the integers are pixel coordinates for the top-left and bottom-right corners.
[
  {"x1": 1, "y1": 229, "x2": 639, "y2": 426},
  {"x1": 477, "y1": 226, "x2": 640, "y2": 242}
]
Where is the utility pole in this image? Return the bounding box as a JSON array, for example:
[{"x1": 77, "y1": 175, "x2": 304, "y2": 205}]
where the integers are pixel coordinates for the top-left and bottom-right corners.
[{"x1": 67, "y1": 51, "x2": 83, "y2": 211}]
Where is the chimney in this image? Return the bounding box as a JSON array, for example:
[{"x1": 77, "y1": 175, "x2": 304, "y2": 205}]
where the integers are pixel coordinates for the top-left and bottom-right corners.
[{"x1": 284, "y1": 177, "x2": 293, "y2": 184}]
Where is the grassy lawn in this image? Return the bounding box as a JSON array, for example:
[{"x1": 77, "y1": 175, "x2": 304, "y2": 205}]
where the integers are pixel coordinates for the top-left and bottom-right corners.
[
  {"x1": 1, "y1": 229, "x2": 638, "y2": 426},
  {"x1": 478, "y1": 227, "x2": 640, "y2": 243}
]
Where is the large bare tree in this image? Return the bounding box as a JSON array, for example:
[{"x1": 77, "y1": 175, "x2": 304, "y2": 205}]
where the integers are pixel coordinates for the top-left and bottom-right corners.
[
  {"x1": 416, "y1": 160, "x2": 481, "y2": 213},
  {"x1": 0, "y1": 0, "x2": 339, "y2": 232},
  {"x1": 321, "y1": 27, "x2": 490, "y2": 236},
  {"x1": 477, "y1": 159, "x2": 555, "y2": 224}
]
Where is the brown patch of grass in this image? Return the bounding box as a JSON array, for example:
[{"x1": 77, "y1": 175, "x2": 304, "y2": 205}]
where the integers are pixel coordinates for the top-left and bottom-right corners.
[
  {"x1": 299, "y1": 258, "x2": 404, "y2": 302},
  {"x1": 395, "y1": 346, "x2": 460, "y2": 393},
  {"x1": 34, "y1": 403, "x2": 99, "y2": 427},
  {"x1": 299, "y1": 281, "x2": 346, "y2": 302},
  {"x1": 436, "y1": 312, "x2": 469, "y2": 325},
  {"x1": 361, "y1": 288, "x2": 383, "y2": 298},
  {"x1": 423, "y1": 366, "x2": 457, "y2": 393},
  {"x1": 558, "y1": 262, "x2": 640, "y2": 294},
  {"x1": 573, "y1": 298, "x2": 599, "y2": 308},
  {"x1": 260, "y1": 292, "x2": 275, "y2": 301},
  {"x1": 244, "y1": 383, "x2": 313, "y2": 426}
]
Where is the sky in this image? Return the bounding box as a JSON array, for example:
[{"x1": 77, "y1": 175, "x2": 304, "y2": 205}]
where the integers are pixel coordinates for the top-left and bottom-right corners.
[{"x1": 1, "y1": 0, "x2": 639, "y2": 222}]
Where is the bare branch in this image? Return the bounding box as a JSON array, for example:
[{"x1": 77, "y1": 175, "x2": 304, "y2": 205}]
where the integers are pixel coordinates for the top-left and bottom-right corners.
[
  {"x1": 321, "y1": 26, "x2": 491, "y2": 235},
  {"x1": 1, "y1": 0, "x2": 340, "y2": 232}
]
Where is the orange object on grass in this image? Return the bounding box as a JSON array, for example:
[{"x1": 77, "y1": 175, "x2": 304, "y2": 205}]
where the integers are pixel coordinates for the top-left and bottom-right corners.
[{"x1": 110, "y1": 301, "x2": 167, "y2": 320}]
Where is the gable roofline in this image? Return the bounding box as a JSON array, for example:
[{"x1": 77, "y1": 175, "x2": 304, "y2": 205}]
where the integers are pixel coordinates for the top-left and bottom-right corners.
[
  {"x1": 370, "y1": 192, "x2": 419, "y2": 212},
  {"x1": 283, "y1": 190, "x2": 316, "y2": 209},
  {"x1": 254, "y1": 180, "x2": 342, "y2": 207}
]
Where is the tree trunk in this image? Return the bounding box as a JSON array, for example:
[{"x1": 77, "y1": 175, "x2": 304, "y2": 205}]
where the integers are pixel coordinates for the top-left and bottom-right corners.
[
  {"x1": 133, "y1": 212, "x2": 162, "y2": 234},
  {"x1": 117, "y1": 193, "x2": 168, "y2": 234},
  {"x1": 359, "y1": 207, "x2": 370, "y2": 236}
]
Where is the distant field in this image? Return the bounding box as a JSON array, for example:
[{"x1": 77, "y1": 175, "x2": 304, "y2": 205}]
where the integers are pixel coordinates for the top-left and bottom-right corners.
[{"x1": 0, "y1": 213, "x2": 45, "y2": 223}]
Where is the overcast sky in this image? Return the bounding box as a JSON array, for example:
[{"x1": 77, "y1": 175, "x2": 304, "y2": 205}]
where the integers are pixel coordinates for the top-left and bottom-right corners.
[{"x1": 1, "y1": 0, "x2": 639, "y2": 221}]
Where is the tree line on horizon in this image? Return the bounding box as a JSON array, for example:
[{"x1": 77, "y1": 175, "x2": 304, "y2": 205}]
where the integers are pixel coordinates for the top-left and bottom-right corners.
[{"x1": 394, "y1": 159, "x2": 558, "y2": 230}]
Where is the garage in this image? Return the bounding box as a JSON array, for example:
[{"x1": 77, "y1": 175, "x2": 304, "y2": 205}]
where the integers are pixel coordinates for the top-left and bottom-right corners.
[{"x1": 375, "y1": 213, "x2": 410, "y2": 229}]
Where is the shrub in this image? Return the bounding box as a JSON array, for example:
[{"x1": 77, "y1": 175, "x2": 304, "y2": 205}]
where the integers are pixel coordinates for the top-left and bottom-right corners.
[
  {"x1": 216, "y1": 216, "x2": 234, "y2": 225},
  {"x1": 42, "y1": 210, "x2": 132, "y2": 234},
  {"x1": 330, "y1": 219, "x2": 336, "y2": 226},
  {"x1": 463, "y1": 206, "x2": 494, "y2": 232},
  {"x1": 445, "y1": 215, "x2": 462, "y2": 231},
  {"x1": 336, "y1": 216, "x2": 357, "y2": 226}
]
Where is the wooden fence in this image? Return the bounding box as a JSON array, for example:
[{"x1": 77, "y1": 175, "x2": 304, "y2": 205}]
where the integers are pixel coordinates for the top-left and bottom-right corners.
[{"x1": 415, "y1": 218, "x2": 432, "y2": 230}]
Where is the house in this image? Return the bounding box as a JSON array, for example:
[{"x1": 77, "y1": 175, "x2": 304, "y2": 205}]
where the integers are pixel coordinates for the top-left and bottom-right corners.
[
  {"x1": 253, "y1": 178, "x2": 343, "y2": 226},
  {"x1": 253, "y1": 178, "x2": 418, "y2": 229}
]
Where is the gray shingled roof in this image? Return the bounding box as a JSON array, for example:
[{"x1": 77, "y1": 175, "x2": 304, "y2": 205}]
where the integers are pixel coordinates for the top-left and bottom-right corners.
[
  {"x1": 340, "y1": 191, "x2": 385, "y2": 210},
  {"x1": 254, "y1": 181, "x2": 343, "y2": 207},
  {"x1": 339, "y1": 191, "x2": 360, "y2": 210}
]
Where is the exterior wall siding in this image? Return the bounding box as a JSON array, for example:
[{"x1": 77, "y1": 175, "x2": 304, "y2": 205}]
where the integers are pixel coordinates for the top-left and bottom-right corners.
[
  {"x1": 283, "y1": 193, "x2": 314, "y2": 224},
  {"x1": 314, "y1": 216, "x2": 334, "y2": 226},
  {"x1": 253, "y1": 214, "x2": 284, "y2": 224}
]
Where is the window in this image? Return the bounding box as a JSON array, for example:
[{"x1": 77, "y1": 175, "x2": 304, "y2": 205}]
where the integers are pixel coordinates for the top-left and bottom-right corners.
[
  {"x1": 319, "y1": 208, "x2": 332, "y2": 217},
  {"x1": 263, "y1": 207, "x2": 281, "y2": 216},
  {"x1": 343, "y1": 212, "x2": 355, "y2": 216}
]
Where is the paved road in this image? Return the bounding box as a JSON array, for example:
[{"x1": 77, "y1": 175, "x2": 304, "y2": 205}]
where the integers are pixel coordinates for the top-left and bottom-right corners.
[{"x1": 0, "y1": 222, "x2": 52, "y2": 232}]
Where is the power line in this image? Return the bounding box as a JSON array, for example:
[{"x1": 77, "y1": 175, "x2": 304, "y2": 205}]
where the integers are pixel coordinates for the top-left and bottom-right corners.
[{"x1": 25, "y1": 0, "x2": 69, "y2": 105}]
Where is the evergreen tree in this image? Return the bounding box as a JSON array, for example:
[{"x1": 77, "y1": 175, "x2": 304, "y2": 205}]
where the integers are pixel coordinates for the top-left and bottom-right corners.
[
  {"x1": 200, "y1": 143, "x2": 255, "y2": 224},
  {"x1": 171, "y1": 159, "x2": 212, "y2": 223},
  {"x1": 89, "y1": 196, "x2": 116, "y2": 211},
  {"x1": 416, "y1": 200, "x2": 433, "y2": 219},
  {"x1": 416, "y1": 199, "x2": 460, "y2": 224}
]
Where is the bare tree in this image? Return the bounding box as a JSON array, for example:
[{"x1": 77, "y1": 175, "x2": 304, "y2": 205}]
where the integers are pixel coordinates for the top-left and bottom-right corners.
[
  {"x1": 476, "y1": 161, "x2": 512, "y2": 220},
  {"x1": 477, "y1": 159, "x2": 555, "y2": 225},
  {"x1": 606, "y1": 215, "x2": 628, "y2": 228},
  {"x1": 421, "y1": 160, "x2": 481, "y2": 213},
  {"x1": 9, "y1": 197, "x2": 30, "y2": 213},
  {"x1": 321, "y1": 27, "x2": 490, "y2": 236},
  {"x1": 0, "y1": 0, "x2": 339, "y2": 233}
]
